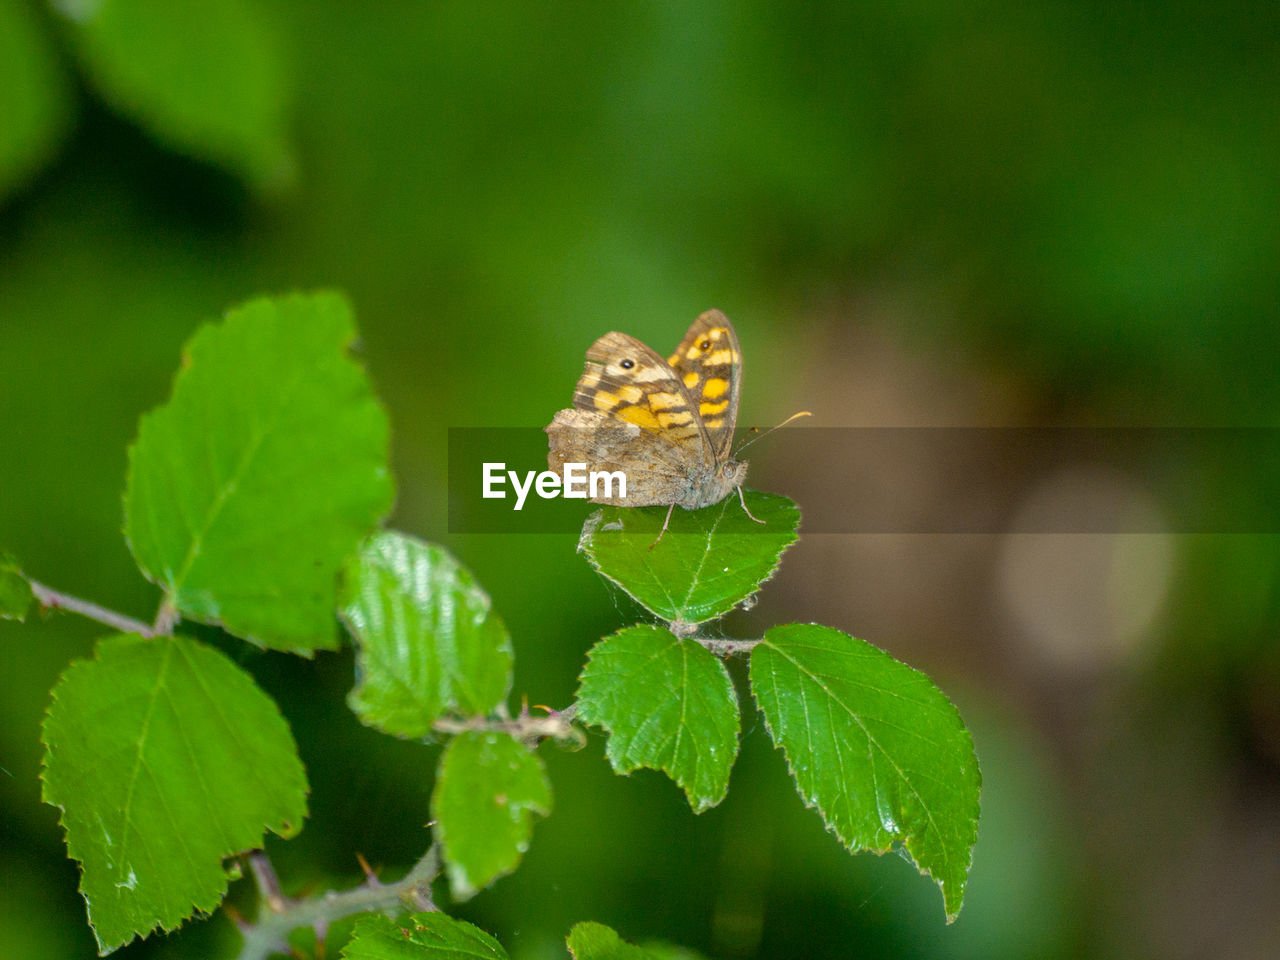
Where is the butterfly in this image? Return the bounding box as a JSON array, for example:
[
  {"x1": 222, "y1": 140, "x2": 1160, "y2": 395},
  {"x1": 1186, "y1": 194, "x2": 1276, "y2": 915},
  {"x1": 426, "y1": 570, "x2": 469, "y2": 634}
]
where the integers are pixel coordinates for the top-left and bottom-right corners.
[{"x1": 545, "y1": 309, "x2": 762, "y2": 537}]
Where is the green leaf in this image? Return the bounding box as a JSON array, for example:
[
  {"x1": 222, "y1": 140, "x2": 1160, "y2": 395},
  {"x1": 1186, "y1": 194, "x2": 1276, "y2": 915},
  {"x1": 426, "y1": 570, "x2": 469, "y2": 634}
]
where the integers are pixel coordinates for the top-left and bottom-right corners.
[
  {"x1": 124, "y1": 292, "x2": 393, "y2": 653},
  {"x1": 343, "y1": 913, "x2": 508, "y2": 959},
  {"x1": 41, "y1": 633, "x2": 308, "y2": 953},
  {"x1": 567, "y1": 922, "x2": 704, "y2": 960},
  {"x1": 431, "y1": 731, "x2": 551, "y2": 900},
  {"x1": 0, "y1": 553, "x2": 34, "y2": 621},
  {"x1": 581, "y1": 491, "x2": 799, "y2": 625},
  {"x1": 57, "y1": 0, "x2": 293, "y2": 190},
  {"x1": 749, "y1": 624, "x2": 981, "y2": 922},
  {"x1": 576, "y1": 625, "x2": 739, "y2": 813},
  {"x1": 0, "y1": 0, "x2": 73, "y2": 203},
  {"x1": 341, "y1": 533, "x2": 513, "y2": 737}
]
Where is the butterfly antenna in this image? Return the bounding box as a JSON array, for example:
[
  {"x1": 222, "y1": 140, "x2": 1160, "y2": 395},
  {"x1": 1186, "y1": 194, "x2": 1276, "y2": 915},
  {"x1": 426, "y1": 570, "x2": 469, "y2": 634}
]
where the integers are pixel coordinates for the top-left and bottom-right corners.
[{"x1": 733, "y1": 410, "x2": 811, "y2": 456}]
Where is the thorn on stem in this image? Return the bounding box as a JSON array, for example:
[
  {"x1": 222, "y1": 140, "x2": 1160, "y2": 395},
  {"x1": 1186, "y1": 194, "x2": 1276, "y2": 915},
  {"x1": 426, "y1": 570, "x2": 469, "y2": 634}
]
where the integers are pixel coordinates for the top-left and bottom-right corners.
[
  {"x1": 248, "y1": 851, "x2": 288, "y2": 913},
  {"x1": 356, "y1": 852, "x2": 381, "y2": 886}
]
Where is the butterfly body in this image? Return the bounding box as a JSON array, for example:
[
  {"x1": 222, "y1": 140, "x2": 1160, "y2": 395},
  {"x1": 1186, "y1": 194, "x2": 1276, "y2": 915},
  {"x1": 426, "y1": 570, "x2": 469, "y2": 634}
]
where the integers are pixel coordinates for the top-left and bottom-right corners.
[{"x1": 546, "y1": 310, "x2": 748, "y2": 513}]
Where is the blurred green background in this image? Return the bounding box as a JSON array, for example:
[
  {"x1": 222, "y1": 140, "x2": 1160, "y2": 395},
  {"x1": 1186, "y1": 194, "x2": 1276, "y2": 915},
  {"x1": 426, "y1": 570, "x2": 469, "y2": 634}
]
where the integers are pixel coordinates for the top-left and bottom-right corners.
[{"x1": 3, "y1": 1, "x2": 1278, "y2": 958}]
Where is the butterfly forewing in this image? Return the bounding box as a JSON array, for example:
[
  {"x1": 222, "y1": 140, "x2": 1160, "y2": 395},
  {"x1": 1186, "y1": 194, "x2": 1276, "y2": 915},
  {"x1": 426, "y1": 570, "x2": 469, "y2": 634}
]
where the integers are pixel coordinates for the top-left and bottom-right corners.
[
  {"x1": 666, "y1": 309, "x2": 742, "y2": 464},
  {"x1": 570, "y1": 331, "x2": 714, "y2": 465}
]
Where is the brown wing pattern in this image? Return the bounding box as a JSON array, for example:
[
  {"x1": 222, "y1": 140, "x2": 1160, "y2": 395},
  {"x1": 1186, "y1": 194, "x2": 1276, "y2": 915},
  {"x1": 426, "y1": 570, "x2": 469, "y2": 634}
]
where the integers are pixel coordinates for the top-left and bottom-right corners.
[{"x1": 665, "y1": 309, "x2": 742, "y2": 463}]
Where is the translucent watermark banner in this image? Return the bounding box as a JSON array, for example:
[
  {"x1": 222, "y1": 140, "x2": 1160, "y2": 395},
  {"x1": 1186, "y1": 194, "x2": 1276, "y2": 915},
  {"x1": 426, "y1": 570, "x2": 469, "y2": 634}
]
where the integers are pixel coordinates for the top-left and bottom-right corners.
[{"x1": 447, "y1": 427, "x2": 1280, "y2": 534}]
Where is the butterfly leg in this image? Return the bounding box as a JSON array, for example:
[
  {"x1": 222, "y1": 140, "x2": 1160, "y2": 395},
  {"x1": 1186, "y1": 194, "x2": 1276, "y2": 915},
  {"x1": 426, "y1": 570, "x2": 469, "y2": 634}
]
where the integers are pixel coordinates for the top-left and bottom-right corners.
[
  {"x1": 736, "y1": 485, "x2": 766, "y2": 524},
  {"x1": 647, "y1": 502, "x2": 678, "y2": 550}
]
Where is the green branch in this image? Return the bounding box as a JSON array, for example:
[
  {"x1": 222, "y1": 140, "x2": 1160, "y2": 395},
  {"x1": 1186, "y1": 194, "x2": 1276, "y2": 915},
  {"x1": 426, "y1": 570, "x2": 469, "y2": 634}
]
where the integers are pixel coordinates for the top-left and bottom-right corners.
[
  {"x1": 234, "y1": 844, "x2": 441, "y2": 960},
  {"x1": 432, "y1": 703, "x2": 582, "y2": 748},
  {"x1": 28, "y1": 580, "x2": 164, "y2": 638}
]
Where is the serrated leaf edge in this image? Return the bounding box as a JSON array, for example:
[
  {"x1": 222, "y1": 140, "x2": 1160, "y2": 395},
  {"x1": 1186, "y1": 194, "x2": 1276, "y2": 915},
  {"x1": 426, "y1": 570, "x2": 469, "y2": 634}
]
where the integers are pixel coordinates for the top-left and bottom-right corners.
[
  {"x1": 749, "y1": 624, "x2": 981, "y2": 922},
  {"x1": 434, "y1": 732, "x2": 552, "y2": 901}
]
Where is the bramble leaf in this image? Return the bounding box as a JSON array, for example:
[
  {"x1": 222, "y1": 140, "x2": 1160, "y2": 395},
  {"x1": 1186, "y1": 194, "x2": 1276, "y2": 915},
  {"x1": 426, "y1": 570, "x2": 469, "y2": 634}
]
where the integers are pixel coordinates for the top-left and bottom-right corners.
[
  {"x1": 576, "y1": 625, "x2": 739, "y2": 812},
  {"x1": 41, "y1": 633, "x2": 307, "y2": 953},
  {"x1": 0, "y1": 0, "x2": 72, "y2": 203},
  {"x1": 432, "y1": 731, "x2": 551, "y2": 900},
  {"x1": 340, "y1": 533, "x2": 513, "y2": 737},
  {"x1": 124, "y1": 292, "x2": 393, "y2": 653},
  {"x1": 0, "y1": 553, "x2": 34, "y2": 621},
  {"x1": 343, "y1": 912, "x2": 508, "y2": 959},
  {"x1": 581, "y1": 491, "x2": 799, "y2": 624},
  {"x1": 749, "y1": 624, "x2": 981, "y2": 922},
  {"x1": 57, "y1": 0, "x2": 293, "y2": 190},
  {"x1": 567, "y1": 922, "x2": 705, "y2": 960}
]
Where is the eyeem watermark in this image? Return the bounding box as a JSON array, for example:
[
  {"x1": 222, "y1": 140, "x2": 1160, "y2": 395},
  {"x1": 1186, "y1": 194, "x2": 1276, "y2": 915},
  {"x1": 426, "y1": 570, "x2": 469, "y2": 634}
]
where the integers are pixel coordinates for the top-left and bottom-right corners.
[
  {"x1": 483, "y1": 462, "x2": 626, "y2": 510},
  {"x1": 451, "y1": 427, "x2": 1280, "y2": 533}
]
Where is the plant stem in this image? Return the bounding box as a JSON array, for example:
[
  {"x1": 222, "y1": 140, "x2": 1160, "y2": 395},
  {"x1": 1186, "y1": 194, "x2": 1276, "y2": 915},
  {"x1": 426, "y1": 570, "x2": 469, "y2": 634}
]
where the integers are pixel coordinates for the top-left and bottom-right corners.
[
  {"x1": 152, "y1": 598, "x2": 179, "y2": 636},
  {"x1": 432, "y1": 708, "x2": 581, "y2": 747},
  {"x1": 698, "y1": 637, "x2": 760, "y2": 657},
  {"x1": 28, "y1": 581, "x2": 163, "y2": 638},
  {"x1": 234, "y1": 845, "x2": 440, "y2": 960}
]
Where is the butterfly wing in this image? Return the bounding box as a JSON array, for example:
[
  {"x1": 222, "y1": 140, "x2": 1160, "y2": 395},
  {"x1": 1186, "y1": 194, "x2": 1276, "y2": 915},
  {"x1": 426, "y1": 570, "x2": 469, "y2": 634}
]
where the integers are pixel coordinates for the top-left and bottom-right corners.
[
  {"x1": 546, "y1": 409, "x2": 695, "y2": 506},
  {"x1": 546, "y1": 330, "x2": 715, "y2": 505},
  {"x1": 665, "y1": 310, "x2": 742, "y2": 464}
]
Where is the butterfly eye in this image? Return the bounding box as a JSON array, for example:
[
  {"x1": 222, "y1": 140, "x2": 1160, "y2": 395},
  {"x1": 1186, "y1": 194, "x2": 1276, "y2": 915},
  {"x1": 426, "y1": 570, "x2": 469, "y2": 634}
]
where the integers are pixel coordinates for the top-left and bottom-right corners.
[
  {"x1": 699, "y1": 339, "x2": 711, "y2": 350},
  {"x1": 620, "y1": 358, "x2": 635, "y2": 369}
]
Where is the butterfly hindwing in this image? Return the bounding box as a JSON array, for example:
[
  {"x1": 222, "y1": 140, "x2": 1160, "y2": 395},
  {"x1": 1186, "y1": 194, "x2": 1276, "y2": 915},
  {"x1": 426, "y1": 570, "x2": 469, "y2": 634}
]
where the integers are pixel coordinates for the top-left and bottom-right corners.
[
  {"x1": 666, "y1": 309, "x2": 741, "y2": 463},
  {"x1": 546, "y1": 408, "x2": 696, "y2": 506}
]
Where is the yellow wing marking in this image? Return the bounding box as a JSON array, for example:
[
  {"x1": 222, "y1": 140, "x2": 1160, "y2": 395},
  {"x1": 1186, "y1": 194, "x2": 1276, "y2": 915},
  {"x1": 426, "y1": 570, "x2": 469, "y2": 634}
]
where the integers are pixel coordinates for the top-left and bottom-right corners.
[
  {"x1": 657, "y1": 410, "x2": 694, "y2": 427},
  {"x1": 618, "y1": 405, "x2": 661, "y2": 431},
  {"x1": 647, "y1": 391, "x2": 685, "y2": 411},
  {"x1": 701, "y1": 377, "x2": 728, "y2": 399}
]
